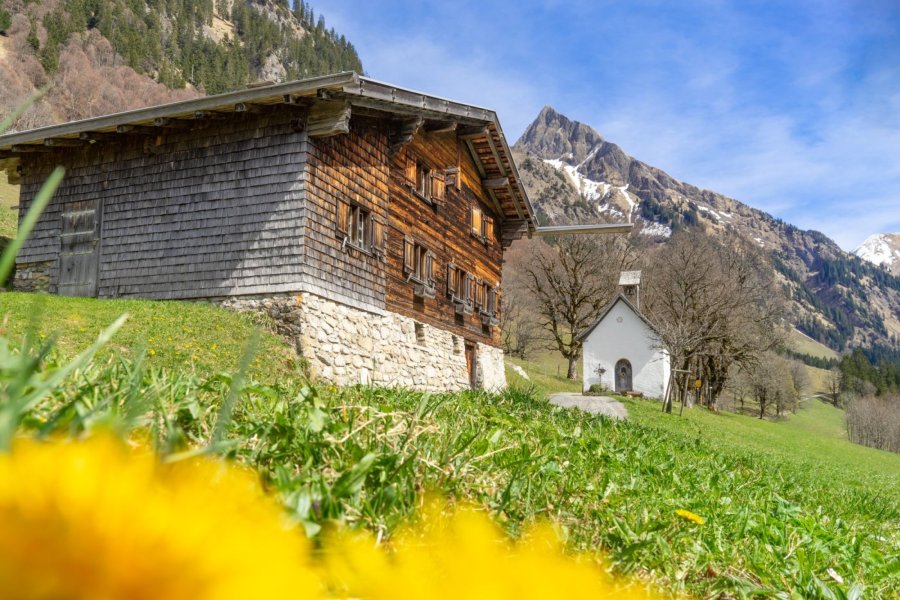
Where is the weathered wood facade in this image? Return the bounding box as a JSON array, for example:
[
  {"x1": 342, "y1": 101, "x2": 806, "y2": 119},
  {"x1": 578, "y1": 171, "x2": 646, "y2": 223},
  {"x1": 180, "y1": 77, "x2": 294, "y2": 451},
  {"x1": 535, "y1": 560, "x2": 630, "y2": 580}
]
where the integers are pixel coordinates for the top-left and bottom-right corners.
[{"x1": 0, "y1": 73, "x2": 537, "y2": 390}]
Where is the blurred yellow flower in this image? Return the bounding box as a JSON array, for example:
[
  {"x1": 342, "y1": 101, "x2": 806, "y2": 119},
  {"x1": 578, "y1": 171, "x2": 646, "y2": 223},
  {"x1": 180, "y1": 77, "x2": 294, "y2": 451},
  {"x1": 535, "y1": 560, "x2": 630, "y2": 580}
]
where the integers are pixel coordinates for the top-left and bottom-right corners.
[
  {"x1": 675, "y1": 509, "x2": 706, "y2": 525},
  {"x1": 323, "y1": 500, "x2": 656, "y2": 599},
  {"x1": 0, "y1": 438, "x2": 659, "y2": 600},
  {"x1": 0, "y1": 436, "x2": 321, "y2": 600}
]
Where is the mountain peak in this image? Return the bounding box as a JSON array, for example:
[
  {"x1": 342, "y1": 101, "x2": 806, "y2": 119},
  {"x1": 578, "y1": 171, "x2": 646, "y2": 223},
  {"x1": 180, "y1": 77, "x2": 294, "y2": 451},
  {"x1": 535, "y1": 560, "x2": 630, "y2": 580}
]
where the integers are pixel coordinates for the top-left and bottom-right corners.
[
  {"x1": 854, "y1": 233, "x2": 900, "y2": 275},
  {"x1": 515, "y1": 107, "x2": 605, "y2": 165}
]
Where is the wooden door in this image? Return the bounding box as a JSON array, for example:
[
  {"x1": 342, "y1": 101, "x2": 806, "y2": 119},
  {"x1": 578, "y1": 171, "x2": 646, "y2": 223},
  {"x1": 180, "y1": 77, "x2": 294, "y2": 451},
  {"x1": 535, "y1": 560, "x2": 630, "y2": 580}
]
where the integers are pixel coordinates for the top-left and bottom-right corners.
[
  {"x1": 465, "y1": 342, "x2": 477, "y2": 389},
  {"x1": 615, "y1": 359, "x2": 632, "y2": 393},
  {"x1": 58, "y1": 199, "x2": 101, "y2": 297}
]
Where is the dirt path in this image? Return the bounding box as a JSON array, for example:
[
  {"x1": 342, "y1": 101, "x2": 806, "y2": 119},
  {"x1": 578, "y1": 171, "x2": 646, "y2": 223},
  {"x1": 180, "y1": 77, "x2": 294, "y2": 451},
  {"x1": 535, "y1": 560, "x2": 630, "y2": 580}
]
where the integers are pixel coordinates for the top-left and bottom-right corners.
[{"x1": 549, "y1": 393, "x2": 628, "y2": 420}]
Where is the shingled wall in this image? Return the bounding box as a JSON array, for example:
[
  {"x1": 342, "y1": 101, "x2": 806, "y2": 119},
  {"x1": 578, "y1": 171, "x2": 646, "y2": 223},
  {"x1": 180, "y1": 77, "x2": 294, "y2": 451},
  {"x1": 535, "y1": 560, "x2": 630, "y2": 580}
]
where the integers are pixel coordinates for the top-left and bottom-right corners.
[{"x1": 15, "y1": 111, "x2": 309, "y2": 299}]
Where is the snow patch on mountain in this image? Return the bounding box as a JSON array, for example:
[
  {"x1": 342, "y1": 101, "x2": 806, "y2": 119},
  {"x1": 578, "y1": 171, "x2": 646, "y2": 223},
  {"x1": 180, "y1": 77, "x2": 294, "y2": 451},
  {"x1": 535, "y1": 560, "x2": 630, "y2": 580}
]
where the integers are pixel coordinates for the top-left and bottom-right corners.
[
  {"x1": 543, "y1": 152, "x2": 640, "y2": 220},
  {"x1": 639, "y1": 222, "x2": 672, "y2": 238},
  {"x1": 854, "y1": 233, "x2": 900, "y2": 268}
]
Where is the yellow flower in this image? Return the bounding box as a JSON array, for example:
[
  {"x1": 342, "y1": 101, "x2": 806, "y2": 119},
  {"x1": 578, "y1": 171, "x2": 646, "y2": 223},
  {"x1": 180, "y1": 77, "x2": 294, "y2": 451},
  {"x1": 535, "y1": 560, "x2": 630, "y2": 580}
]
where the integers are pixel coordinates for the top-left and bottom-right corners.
[
  {"x1": 0, "y1": 435, "x2": 321, "y2": 600},
  {"x1": 675, "y1": 509, "x2": 706, "y2": 525},
  {"x1": 147, "y1": 348, "x2": 156, "y2": 356},
  {"x1": 323, "y1": 500, "x2": 656, "y2": 599}
]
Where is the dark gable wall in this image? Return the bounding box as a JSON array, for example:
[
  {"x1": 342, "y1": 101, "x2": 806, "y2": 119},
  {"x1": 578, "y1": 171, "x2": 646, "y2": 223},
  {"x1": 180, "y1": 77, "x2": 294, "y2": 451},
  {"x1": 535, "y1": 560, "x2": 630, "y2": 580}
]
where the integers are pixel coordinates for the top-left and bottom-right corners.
[{"x1": 16, "y1": 112, "x2": 308, "y2": 299}]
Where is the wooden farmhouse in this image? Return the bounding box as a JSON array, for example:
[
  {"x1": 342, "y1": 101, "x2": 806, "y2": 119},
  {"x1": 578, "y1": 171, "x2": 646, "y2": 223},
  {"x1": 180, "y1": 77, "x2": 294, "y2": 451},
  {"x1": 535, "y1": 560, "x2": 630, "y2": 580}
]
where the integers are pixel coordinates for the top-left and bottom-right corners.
[{"x1": 0, "y1": 72, "x2": 633, "y2": 391}]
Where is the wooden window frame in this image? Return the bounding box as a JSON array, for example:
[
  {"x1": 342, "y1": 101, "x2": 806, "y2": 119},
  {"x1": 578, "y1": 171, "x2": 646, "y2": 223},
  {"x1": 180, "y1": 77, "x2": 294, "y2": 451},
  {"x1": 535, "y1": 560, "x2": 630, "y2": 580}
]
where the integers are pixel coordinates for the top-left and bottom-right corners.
[
  {"x1": 470, "y1": 204, "x2": 494, "y2": 244},
  {"x1": 481, "y1": 283, "x2": 500, "y2": 327},
  {"x1": 409, "y1": 156, "x2": 447, "y2": 206},
  {"x1": 336, "y1": 198, "x2": 384, "y2": 256},
  {"x1": 404, "y1": 238, "x2": 436, "y2": 295}
]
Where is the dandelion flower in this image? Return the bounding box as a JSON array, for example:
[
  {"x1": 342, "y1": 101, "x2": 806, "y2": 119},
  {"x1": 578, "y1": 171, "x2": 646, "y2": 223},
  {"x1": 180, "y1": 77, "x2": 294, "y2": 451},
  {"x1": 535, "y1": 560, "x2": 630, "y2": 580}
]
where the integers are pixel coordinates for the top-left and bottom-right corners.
[
  {"x1": 675, "y1": 509, "x2": 706, "y2": 525},
  {"x1": 0, "y1": 435, "x2": 321, "y2": 600},
  {"x1": 323, "y1": 500, "x2": 656, "y2": 599}
]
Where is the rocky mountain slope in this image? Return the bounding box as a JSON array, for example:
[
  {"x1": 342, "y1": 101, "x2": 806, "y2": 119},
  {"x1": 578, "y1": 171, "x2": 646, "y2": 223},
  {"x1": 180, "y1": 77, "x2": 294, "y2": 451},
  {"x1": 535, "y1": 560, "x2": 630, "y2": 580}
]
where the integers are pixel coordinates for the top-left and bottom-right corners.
[
  {"x1": 514, "y1": 107, "x2": 900, "y2": 352},
  {"x1": 855, "y1": 233, "x2": 900, "y2": 276},
  {"x1": 0, "y1": 0, "x2": 361, "y2": 131}
]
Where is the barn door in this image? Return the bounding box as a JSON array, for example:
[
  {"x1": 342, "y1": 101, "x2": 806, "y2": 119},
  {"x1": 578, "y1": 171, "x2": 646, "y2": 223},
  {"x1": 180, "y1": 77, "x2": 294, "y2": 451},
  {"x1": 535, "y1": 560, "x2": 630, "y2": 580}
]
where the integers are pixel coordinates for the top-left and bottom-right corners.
[
  {"x1": 58, "y1": 199, "x2": 101, "y2": 297},
  {"x1": 615, "y1": 359, "x2": 632, "y2": 393}
]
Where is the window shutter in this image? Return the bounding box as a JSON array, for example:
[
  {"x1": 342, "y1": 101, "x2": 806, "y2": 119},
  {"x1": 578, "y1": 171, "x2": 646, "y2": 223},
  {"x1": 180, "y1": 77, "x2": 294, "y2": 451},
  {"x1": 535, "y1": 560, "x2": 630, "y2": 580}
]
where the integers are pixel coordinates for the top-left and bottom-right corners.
[
  {"x1": 446, "y1": 263, "x2": 455, "y2": 297},
  {"x1": 403, "y1": 237, "x2": 415, "y2": 274},
  {"x1": 432, "y1": 172, "x2": 446, "y2": 202},
  {"x1": 493, "y1": 286, "x2": 501, "y2": 317},
  {"x1": 465, "y1": 273, "x2": 475, "y2": 304},
  {"x1": 372, "y1": 217, "x2": 386, "y2": 254},
  {"x1": 484, "y1": 215, "x2": 494, "y2": 242},
  {"x1": 405, "y1": 152, "x2": 417, "y2": 185},
  {"x1": 336, "y1": 199, "x2": 351, "y2": 238},
  {"x1": 474, "y1": 280, "x2": 484, "y2": 309},
  {"x1": 471, "y1": 206, "x2": 482, "y2": 237},
  {"x1": 425, "y1": 251, "x2": 435, "y2": 286}
]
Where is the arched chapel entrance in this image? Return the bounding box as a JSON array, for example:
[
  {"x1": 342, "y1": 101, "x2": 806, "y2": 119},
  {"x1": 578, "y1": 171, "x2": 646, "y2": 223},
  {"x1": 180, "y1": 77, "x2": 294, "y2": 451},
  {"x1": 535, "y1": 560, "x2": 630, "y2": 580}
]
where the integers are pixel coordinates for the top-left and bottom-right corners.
[{"x1": 615, "y1": 359, "x2": 632, "y2": 393}]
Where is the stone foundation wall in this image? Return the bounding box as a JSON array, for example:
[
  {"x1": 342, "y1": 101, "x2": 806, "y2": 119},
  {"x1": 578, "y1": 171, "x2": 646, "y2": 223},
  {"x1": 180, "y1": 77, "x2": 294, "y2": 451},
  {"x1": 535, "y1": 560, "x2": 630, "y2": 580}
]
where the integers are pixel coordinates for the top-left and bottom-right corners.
[
  {"x1": 220, "y1": 293, "x2": 507, "y2": 392},
  {"x1": 476, "y1": 344, "x2": 506, "y2": 392},
  {"x1": 11, "y1": 260, "x2": 53, "y2": 292}
]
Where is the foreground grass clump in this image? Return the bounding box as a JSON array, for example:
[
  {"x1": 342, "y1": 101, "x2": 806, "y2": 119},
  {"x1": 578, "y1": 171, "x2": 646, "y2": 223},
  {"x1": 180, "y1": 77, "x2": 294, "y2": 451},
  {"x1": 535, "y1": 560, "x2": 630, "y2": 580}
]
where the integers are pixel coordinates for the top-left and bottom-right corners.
[{"x1": 5, "y1": 331, "x2": 897, "y2": 599}]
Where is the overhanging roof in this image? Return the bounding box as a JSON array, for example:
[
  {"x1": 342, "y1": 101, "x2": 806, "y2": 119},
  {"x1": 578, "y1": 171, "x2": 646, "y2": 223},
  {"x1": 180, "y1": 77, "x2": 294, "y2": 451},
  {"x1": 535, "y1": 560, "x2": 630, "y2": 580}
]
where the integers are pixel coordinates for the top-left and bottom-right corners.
[{"x1": 0, "y1": 71, "x2": 536, "y2": 231}]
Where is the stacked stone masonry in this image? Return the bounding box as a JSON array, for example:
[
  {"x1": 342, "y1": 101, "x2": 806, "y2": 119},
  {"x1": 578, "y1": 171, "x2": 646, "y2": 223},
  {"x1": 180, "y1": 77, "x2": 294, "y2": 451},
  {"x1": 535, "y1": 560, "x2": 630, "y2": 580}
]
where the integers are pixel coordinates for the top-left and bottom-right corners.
[
  {"x1": 11, "y1": 261, "x2": 53, "y2": 293},
  {"x1": 221, "y1": 293, "x2": 507, "y2": 392}
]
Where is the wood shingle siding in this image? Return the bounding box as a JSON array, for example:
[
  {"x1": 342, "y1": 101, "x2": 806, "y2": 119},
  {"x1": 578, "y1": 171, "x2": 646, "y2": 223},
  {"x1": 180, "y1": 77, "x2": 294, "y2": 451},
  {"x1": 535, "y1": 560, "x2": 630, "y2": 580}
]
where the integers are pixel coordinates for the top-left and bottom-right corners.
[
  {"x1": 385, "y1": 129, "x2": 504, "y2": 347},
  {"x1": 17, "y1": 112, "x2": 308, "y2": 299}
]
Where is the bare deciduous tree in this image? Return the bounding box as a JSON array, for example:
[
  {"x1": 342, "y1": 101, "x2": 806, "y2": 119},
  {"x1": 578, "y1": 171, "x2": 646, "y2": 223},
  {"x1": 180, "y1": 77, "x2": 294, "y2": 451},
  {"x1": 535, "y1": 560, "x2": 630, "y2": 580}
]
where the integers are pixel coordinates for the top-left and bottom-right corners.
[
  {"x1": 521, "y1": 235, "x2": 636, "y2": 379},
  {"x1": 846, "y1": 394, "x2": 900, "y2": 453},
  {"x1": 644, "y1": 233, "x2": 783, "y2": 412}
]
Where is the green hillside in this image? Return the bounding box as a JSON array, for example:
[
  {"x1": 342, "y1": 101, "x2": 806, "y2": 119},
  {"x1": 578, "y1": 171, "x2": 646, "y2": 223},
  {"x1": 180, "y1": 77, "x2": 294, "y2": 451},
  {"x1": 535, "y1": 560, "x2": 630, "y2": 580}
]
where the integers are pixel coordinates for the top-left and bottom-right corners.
[{"x1": 0, "y1": 292, "x2": 298, "y2": 380}]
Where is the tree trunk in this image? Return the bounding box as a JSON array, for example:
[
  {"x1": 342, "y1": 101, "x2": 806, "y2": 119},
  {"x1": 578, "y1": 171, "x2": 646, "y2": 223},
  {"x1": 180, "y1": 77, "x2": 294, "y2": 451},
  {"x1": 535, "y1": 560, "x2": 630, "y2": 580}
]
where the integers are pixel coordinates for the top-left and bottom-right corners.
[{"x1": 566, "y1": 355, "x2": 578, "y2": 380}]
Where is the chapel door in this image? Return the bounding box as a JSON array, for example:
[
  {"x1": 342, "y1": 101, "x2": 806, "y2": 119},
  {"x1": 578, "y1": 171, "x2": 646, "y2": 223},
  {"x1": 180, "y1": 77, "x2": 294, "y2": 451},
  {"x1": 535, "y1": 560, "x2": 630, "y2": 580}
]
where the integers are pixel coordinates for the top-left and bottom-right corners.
[
  {"x1": 58, "y1": 199, "x2": 101, "y2": 297},
  {"x1": 615, "y1": 359, "x2": 632, "y2": 393}
]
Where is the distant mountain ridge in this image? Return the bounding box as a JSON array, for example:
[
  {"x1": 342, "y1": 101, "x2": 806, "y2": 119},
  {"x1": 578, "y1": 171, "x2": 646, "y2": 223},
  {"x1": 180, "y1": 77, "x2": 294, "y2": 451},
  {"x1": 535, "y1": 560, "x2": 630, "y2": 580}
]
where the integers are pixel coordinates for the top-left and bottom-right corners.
[{"x1": 513, "y1": 107, "x2": 900, "y2": 352}]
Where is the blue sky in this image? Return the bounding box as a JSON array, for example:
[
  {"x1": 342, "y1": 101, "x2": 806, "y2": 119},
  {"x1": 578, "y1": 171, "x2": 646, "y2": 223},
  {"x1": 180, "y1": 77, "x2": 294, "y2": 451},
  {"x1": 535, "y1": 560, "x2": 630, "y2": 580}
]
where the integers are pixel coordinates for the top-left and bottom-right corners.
[{"x1": 321, "y1": 1, "x2": 900, "y2": 251}]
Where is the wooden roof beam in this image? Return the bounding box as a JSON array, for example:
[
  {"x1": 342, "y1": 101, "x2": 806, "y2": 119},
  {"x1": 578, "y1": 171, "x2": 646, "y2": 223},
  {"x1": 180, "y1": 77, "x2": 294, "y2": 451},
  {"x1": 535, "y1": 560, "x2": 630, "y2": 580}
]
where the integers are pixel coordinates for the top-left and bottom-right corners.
[
  {"x1": 484, "y1": 132, "x2": 508, "y2": 177},
  {"x1": 482, "y1": 176, "x2": 509, "y2": 189},
  {"x1": 193, "y1": 110, "x2": 229, "y2": 120},
  {"x1": 80, "y1": 132, "x2": 118, "y2": 142},
  {"x1": 389, "y1": 116, "x2": 423, "y2": 153},
  {"x1": 44, "y1": 137, "x2": 88, "y2": 147},
  {"x1": 485, "y1": 188, "x2": 506, "y2": 222},
  {"x1": 11, "y1": 145, "x2": 51, "y2": 153},
  {"x1": 531, "y1": 223, "x2": 634, "y2": 237},
  {"x1": 234, "y1": 102, "x2": 263, "y2": 113},
  {"x1": 117, "y1": 124, "x2": 158, "y2": 136},
  {"x1": 153, "y1": 117, "x2": 192, "y2": 129},
  {"x1": 307, "y1": 100, "x2": 351, "y2": 138},
  {"x1": 506, "y1": 183, "x2": 525, "y2": 219},
  {"x1": 464, "y1": 139, "x2": 487, "y2": 179},
  {"x1": 425, "y1": 121, "x2": 457, "y2": 134},
  {"x1": 458, "y1": 126, "x2": 489, "y2": 140}
]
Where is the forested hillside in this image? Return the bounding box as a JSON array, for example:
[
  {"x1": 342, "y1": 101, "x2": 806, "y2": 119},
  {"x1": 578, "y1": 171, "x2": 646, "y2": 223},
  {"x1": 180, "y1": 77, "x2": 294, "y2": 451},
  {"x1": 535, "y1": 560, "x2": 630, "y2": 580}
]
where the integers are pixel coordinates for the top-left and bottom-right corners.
[{"x1": 0, "y1": 0, "x2": 361, "y2": 130}]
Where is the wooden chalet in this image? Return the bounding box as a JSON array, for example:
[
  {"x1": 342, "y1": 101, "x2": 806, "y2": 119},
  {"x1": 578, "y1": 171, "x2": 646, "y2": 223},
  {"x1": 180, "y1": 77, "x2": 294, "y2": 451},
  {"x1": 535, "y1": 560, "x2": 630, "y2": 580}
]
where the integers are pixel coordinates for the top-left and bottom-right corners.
[{"x1": 0, "y1": 72, "x2": 628, "y2": 391}]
